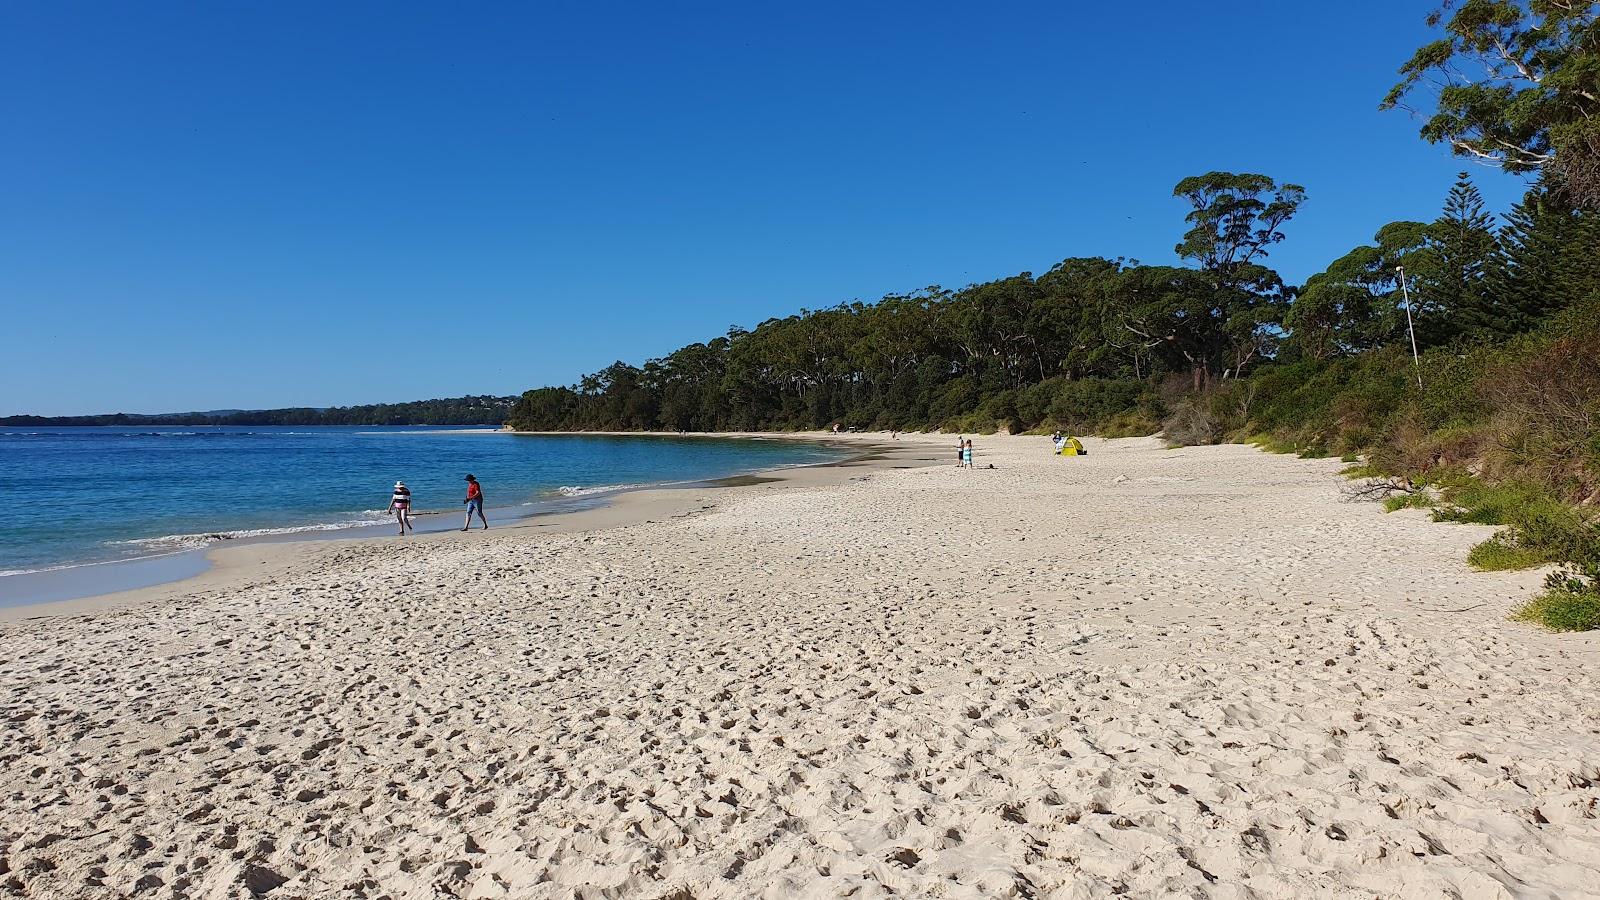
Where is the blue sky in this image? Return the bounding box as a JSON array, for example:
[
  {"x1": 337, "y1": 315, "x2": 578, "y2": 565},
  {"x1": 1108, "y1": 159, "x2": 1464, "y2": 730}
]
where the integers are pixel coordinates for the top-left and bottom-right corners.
[{"x1": 1, "y1": 1, "x2": 1532, "y2": 416}]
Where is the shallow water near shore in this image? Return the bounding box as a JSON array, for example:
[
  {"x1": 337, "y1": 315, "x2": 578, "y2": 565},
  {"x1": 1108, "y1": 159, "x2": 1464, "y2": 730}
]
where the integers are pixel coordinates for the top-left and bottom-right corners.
[{"x1": 0, "y1": 426, "x2": 843, "y2": 585}]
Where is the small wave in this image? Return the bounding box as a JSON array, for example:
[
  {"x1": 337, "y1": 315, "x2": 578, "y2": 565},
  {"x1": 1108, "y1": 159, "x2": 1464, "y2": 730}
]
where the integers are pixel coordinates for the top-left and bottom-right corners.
[
  {"x1": 551, "y1": 483, "x2": 652, "y2": 498},
  {"x1": 108, "y1": 513, "x2": 393, "y2": 552},
  {"x1": 0, "y1": 551, "x2": 190, "y2": 578},
  {"x1": 0, "y1": 565, "x2": 69, "y2": 577}
]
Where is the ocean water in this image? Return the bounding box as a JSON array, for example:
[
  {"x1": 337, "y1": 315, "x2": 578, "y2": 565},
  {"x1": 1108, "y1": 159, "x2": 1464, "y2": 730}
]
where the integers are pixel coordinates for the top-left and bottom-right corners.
[{"x1": 0, "y1": 427, "x2": 843, "y2": 576}]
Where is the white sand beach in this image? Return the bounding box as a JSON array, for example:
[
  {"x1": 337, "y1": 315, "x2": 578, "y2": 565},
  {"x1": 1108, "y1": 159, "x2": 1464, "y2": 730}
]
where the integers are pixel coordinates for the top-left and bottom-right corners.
[{"x1": 3, "y1": 434, "x2": 1598, "y2": 899}]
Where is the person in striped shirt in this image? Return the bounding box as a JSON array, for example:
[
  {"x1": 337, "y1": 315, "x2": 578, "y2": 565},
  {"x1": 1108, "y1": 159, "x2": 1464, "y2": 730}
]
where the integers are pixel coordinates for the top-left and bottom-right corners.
[{"x1": 388, "y1": 481, "x2": 414, "y2": 535}]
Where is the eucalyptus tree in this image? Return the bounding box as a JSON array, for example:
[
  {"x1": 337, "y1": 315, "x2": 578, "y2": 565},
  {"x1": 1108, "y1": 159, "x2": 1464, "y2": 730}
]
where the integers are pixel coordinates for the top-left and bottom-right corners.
[
  {"x1": 1384, "y1": 1, "x2": 1600, "y2": 208},
  {"x1": 1170, "y1": 172, "x2": 1307, "y2": 383},
  {"x1": 1132, "y1": 172, "x2": 1305, "y2": 385},
  {"x1": 1286, "y1": 222, "x2": 1433, "y2": 360}
]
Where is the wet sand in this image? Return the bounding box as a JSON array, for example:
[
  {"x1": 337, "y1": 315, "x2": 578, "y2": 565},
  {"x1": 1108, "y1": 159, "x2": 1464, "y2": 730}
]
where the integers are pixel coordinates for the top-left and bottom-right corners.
[{"x1": 0, "y1": 434, "x2": 883, "y2": 619}]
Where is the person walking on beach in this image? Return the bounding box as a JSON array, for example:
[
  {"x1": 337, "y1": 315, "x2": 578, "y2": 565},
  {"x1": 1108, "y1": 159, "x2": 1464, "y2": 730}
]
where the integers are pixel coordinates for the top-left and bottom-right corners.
[
  {"x1": 956, "y1": 435, "x2": 966, "y2": 467},
  {"x1": 389, "y1": 481, "x2": 414, "y2": 535},
  {"x1": 462, "y1": 474, "x2": 488, "y2": 530},
  {"x1": 962, "y1": 439, "x2": 974, "y2": 470}
]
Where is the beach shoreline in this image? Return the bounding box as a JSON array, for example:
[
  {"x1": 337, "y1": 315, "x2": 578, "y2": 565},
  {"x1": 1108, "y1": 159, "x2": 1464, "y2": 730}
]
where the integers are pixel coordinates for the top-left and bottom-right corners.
[
  {"x1": 0, "y1": 431, "x2": 930, "y2": 622},
  {"x1": 5, "y1": 433, "x2": 1597, "y2": 898}
]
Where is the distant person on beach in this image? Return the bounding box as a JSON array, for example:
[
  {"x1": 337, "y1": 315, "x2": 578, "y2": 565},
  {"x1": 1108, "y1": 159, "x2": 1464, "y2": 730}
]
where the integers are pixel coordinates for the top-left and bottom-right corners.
[
  {"x1": 962, "y1": 439, "x2": 973, "y2": 469},
  {"x1": 462, "y1": 474, "x2": 488, "y2": 530},
  {"x1": 388, "y1": 481, "x2": 414, "y2": 535},
  {"x1": 957, "y1": 436, "x2": 966, "y2": 467}
]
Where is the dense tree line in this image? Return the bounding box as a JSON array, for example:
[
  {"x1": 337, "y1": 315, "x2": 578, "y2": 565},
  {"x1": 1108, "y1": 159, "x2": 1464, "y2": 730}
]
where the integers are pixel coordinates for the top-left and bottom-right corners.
[
  {"x1": 508, "y1": 1, "x2": 1600, "y2": 437},
  {"x1": 507, "y1": 170, "x2": 1600, "y2": 434},
  {"x1": 3, "y1": 395, "x2": 517, "y2": 427}
]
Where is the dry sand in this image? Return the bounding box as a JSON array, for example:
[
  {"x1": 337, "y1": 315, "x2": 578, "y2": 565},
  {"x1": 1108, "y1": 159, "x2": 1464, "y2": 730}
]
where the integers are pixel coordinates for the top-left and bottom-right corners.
[{"x1": 2, "y1": 434, "x2": 1598, "y2": 899}]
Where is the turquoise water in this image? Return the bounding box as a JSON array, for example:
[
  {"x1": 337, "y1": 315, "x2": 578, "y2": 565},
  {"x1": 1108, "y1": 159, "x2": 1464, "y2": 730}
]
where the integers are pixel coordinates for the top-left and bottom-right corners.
[{"x1": 0, "y1": 427, "x2": 842, "y2": 575}]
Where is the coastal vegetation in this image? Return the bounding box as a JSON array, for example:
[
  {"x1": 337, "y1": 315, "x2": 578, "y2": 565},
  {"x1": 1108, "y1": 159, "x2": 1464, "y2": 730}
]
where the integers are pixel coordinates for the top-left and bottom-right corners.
[
  {"x1": 0, "y1": 395, "x2": 517, "y2": 428},
  {"x1": 508, "y1": 1, "x2": 1600, "y2": 629}
]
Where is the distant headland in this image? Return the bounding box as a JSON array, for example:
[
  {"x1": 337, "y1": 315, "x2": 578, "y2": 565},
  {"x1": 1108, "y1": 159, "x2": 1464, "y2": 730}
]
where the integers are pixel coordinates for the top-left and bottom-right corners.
[{"x1": 1, "y1": 395, "x2": 516, "y2": 427}]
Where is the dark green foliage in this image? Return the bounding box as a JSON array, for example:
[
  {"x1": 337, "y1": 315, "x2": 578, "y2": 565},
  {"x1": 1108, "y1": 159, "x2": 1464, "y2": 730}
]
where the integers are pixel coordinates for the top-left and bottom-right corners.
[
  {"x1": 1422, "y1": 173, "x2": 1506, "y2": 344},
  {"x1": 1384, "y1": 492, "x2": 1436, "y2": 513},
  {"x1": 1383, "y1": 1, "x2": 1600, "y2": 208},
  {"x1": 1492, "y1": 185, "x2": 1600, "y2": 324},
  {"x1": 1169, "y1": 173, "x2": 1305, "y2": 382},
  {"x1": 1285, "y1": 222, "x2": 1429, "y2": 360},
  {"x1": 1514, "y1": 583, "x2": 1600, "y2": 632},
  {"x1": 1516, "y1": 532, "x2": 1600, "y2": 630}
]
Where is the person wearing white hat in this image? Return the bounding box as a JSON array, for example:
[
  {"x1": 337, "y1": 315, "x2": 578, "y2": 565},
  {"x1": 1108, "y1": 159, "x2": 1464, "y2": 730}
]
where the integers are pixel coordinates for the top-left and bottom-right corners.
[{"x1": 388, "y1": 480, "x2": 414, "y2": 535}]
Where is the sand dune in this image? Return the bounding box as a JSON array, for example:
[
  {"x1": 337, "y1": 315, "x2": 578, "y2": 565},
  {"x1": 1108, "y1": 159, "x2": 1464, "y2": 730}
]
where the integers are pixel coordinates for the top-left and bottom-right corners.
[{"x1": 3, "y1": 435, "x2": 1598, "y2": 898}]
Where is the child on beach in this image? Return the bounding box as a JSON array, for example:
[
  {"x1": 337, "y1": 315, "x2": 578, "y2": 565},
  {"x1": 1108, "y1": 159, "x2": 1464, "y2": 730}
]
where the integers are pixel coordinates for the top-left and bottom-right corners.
[
  {"x1": 388, "y1": 481, "x2": 414, "y2": 535},
  {"x1": 462, "y1": 474, "x2": 488, "y2": 530},
  {"x1": 962, "y1": 439, "x2": 973, "y2": 469}
]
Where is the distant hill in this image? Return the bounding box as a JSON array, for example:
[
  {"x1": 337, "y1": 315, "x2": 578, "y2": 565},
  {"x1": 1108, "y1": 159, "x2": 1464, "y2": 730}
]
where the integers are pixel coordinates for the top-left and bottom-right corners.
[{"x1": 1, "y1": 395, "x2": 517, "y2": 427}]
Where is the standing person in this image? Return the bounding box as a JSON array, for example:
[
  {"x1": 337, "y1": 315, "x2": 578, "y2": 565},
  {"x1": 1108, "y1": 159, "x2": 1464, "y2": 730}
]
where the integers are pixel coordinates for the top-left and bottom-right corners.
[
  {"x1": 462, "y1": 474, "x2": 488, "y2": 531},
  {"x1": 388, "y1": 481, "x2": 414, "y2": 535},
  {"x1": 956, "y1": 435, "x2": 966, "y2": 467},
  {"x1": 962, "y1": 439, "x2": 974, "y2": 469}
]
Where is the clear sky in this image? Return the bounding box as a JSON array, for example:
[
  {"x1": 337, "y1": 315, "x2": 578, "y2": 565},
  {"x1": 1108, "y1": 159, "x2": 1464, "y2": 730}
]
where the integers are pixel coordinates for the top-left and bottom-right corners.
[{"x1": 1, "y1": 1, "x2": 1532, "y2": 416}]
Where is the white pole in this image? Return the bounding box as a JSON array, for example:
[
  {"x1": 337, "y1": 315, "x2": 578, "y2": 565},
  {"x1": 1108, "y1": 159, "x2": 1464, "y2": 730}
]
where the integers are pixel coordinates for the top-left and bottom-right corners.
[{"x1": 1396, "y1": 266, "x2": 1423, "y2": 391}]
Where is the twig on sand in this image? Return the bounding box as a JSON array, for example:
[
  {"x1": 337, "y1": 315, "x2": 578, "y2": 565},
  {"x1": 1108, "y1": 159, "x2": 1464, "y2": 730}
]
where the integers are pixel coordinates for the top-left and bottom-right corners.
[
  {"x1": 1342, "y1": 477, "x2": 1416, "y2": 503},
  {"x1": 1418, "y1": 602, "x2": 1487, "y2": 613}
]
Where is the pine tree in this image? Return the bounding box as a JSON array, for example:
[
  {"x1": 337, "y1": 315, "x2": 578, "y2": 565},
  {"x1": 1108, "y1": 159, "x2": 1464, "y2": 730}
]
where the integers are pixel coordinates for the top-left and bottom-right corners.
[
  {"x1": 1492, "y1": 183, "x2": 1600, "y2": 328},
  {"x1": 1555, "y1": 205, "x2": 1600, "y2": 310},
  {"x1": 1492, "y1": 187, "x2": 1570, "y2": 328},
  {"x1": 1421, "y1": 172, "x2": 1503, "y2": 345}
]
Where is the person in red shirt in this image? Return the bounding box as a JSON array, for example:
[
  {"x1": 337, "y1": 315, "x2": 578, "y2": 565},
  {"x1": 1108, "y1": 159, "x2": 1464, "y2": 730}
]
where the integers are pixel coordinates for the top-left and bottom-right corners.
[{"x1": 462, "y1": 474, "x2": 488, "y2": 531}]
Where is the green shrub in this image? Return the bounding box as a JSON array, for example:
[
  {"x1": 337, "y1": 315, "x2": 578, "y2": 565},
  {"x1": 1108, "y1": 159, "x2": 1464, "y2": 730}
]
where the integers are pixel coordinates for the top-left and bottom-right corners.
[
  {"x1": 1432, "y1": 479, "x2": 1599, "y2": 575},
  {"x1": 1340, "y1": 461, "x2": 1386, "y2": 478},
  {"x1": 974, "y1": 390, "x2": 1021, "y2": 433},
  {"x1": 1432, "y1": 479, "x2": 1567, "y2": 527},
  {"x1": 1513, "y1": 580, "x2": 1600, "y2": 631},
  {"x1": 1035, "y1": 378, "x2": 1158, "y2": 435},
  {"x1": 927, "y1": 377, "x2": 980, "y2": 426},
  {"x1": 1097, "y1": 409, "x2": 1161, "y2": 438},
  {"x1": 1384, "y1": 492, "x2": 1435, "y2": 512},
  {"x1": 1163, "y1": 396, "x2": 1220, "y2": 446},
  {"x1": 1467, "y1": 535, "x2": 1551, "y2": 570},
  {"x1": 1251, "y1": 433, "x2": 1299, "y2": 455}
]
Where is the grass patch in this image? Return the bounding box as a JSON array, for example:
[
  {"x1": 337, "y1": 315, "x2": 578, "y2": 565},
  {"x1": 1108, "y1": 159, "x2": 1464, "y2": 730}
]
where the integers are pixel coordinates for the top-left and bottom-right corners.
[
  {"x1": 1431, "y1": 479, "x2": 1561, "y2": 526},
  {"x1": 1513, "y1": 581, "x2": 1600, "y2": 632},
  {"x1": 1467, "y1": 534, "x2": 1554, "y2": 570},
  {"x1": 1340, "y1": 462, "x2": 1386, "y2": 479},
  {"x1": 1432, "y1": 479, "x2": 1598, "y2": 567},
  {"x1": 1383, "y1": 492, "x2": 1435, "y2": 513},
  {"x1": 1248, "y1": 434, "x2": 1299, "y2": 455},
  {"x1": 1096, "y1": 410, "x2": 1160, "y2": 439}
]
